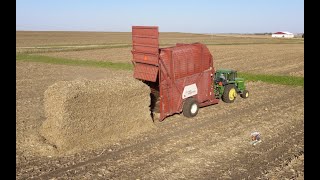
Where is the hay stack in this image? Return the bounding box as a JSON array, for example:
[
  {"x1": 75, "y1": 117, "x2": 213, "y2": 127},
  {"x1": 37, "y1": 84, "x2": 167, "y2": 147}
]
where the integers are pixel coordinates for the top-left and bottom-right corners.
[{"x1": 40, "y1": 78, "x2": 155, "y2": 154}]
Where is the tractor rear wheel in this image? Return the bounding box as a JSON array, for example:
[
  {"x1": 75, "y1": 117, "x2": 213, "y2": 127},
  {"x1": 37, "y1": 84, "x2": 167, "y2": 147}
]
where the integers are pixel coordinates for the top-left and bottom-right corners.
[
  {"x1": 183, "y1": 97, "x2": 199, "y2": 118},
  {"x1": 222, "y1": 84, "x2": 237, "y2": 103},
  {"x1": 240, "y1": 90, "x2": 249, "y2": 98}
]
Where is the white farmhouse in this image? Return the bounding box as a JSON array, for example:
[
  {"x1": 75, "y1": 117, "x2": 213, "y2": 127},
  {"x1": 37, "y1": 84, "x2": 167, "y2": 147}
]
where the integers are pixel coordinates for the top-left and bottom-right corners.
[{"x1": 271, "y1": 31, "x2": 294, "y2": 38}]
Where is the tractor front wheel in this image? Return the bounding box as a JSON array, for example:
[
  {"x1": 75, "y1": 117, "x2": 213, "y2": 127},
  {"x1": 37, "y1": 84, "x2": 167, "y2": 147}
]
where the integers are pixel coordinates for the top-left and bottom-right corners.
[
  {"x1": 183, "y1": 97, "x2": 199, "y2": 118},
  {"x1": 222, "y1": 84, "x2": 237, "y2": 103},
  {"x1": 240, "y1": 90, "x2": 249, "y2": 98}
]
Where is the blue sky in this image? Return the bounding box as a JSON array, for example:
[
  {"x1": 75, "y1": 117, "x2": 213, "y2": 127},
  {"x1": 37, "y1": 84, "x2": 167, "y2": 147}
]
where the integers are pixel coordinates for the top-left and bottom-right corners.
[{"x1": 16, "y1": 0, "x2": 304, "y2": 33}]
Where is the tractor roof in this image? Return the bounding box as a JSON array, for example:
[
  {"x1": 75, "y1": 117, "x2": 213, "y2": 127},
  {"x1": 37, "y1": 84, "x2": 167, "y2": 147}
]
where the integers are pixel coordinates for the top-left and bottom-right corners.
[{"x1": 216, "y1": 69, "x2": 236, "y2": 73}]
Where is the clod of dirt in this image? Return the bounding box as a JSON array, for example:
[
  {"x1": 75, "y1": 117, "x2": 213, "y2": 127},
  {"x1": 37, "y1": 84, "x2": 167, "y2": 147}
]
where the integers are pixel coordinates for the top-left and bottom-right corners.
[{"x1": 39, "y1": 78, "x2": 155, "y2": 155}]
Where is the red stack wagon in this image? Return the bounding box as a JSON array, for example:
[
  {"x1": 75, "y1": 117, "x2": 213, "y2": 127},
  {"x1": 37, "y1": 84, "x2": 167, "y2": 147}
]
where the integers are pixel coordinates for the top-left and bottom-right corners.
[{"x1": 131, "y1": 26, "x2": 219, "y2": 121}]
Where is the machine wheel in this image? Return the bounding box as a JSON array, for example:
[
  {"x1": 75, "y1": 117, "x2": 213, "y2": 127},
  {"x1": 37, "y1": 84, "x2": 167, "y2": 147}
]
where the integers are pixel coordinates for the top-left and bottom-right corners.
[
  {"x1": 183, "y1": 97, "x2": 199, "y2": 118},
  {"x1": 240, "y1": 90, "x2": 249, "y2": 98},
  {"x1": 222, "y1": 84, "x2": 237, "y2": 103}
]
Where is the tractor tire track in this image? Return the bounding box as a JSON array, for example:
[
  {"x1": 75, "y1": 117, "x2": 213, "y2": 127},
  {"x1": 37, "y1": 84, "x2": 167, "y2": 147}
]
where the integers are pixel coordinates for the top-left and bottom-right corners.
[{"x1": 31, "y1": 86, "x2": 303, "y2": 179}]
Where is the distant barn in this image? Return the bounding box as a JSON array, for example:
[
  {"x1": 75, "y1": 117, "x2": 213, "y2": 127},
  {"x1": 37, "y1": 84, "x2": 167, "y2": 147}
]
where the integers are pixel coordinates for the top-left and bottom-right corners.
[{"x1": 271, "y1": 31, "x2": 294, "y2": 38}]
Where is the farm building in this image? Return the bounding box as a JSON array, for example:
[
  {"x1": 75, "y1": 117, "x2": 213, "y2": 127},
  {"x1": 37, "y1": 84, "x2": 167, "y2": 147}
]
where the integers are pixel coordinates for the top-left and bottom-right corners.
[{"x1": 271, "y1": 31, "x2": 294, "y2": 38}]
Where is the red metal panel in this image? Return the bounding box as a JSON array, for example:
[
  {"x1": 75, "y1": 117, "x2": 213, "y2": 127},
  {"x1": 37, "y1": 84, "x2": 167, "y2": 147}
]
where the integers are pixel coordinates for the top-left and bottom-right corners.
[
  {"x1": 172, "y1": 44, "x2": 203, "y2": 79},
  {"x1": 133, "y1": 63, "x2": 158, "y2": 82},
  {"x1": 132, "y1": 53, "x2": 158, "y2": 65},
  {"x1": 159, "y1": 81, "x2": 170, "y2": 121},
  {"x1": 132, "y1": 26, "x2": 159, "y2": 66},
  {"x1": 159, "y1": 50, "x2": 172, "y2": 120},
  {"x1": 132, "y1": 26, "x2": 159, "y2": 37},
  {"x1": 197, "y1": 70, "x2": 212, "y2": 102},
  {"x1": 133, "y1": 44, "x2": 158, "y2": 54},
  {"x1": 159, "y1": 43, "x2": 217, "y2": 121},
  {"x1": 201, "y1": 43, "x2": 213, "y2": 72}
]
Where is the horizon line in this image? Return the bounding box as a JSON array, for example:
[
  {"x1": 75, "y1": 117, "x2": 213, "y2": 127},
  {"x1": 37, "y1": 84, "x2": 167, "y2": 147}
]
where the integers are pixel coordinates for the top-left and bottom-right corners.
[{"x1": 16, "y1": 30, "x2": 304, "y2": 34}]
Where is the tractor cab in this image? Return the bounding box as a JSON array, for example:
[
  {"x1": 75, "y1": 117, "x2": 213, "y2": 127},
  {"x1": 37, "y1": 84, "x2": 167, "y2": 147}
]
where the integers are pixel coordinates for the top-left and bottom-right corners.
[
  {"x1": 214, "y1": 69, "x2": 249, "y2": 102},
  {"x1": 215, "y1": 69, "x2": 237, "y2": 84}
]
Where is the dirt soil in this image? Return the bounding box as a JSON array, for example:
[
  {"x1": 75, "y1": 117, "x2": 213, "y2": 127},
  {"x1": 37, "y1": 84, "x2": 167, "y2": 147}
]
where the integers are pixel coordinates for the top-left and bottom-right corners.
[
  {"x1": 209, "y1": 44, "x2": 304, "y2": 77},
  {"x1": 38, "y1": 44, "x2": 304, "y2": 77},
  {"x1": 41, "y1": 47, "x2": 133, "y2": 63},
  {"x1": 16, "y1": 61, "x2": 304, "y2": 179}
]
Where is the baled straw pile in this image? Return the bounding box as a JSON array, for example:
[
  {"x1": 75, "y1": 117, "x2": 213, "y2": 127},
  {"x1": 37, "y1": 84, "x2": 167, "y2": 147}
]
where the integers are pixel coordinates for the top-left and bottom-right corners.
[{"x1": 40, "y1": 78, "x2": 155, "y2": 154}]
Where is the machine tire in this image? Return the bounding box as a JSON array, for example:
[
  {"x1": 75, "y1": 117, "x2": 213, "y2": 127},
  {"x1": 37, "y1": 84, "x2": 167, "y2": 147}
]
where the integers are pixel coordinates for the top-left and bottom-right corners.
[
  {"x1": 240, "y1": 90, "x2": 249, "y2": 98},
  {"x1": 222, "y1": 84, "x2": 237, "y2": 103},
  {"x1": 183, "y1": 97, "x2": 199, "y2": 118}
]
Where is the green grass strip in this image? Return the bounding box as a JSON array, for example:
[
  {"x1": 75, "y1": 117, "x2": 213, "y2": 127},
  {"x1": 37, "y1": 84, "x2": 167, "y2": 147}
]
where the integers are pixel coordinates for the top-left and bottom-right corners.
[
  {"x1": 238, "y1": 72, "x2": 304, "y2": 87},
  {"x1": 16, "y1": 54, "x2": 303, "y2": 86},
  {"x1": 16, "y1": 54, "x2": 133, "y2": 70}
]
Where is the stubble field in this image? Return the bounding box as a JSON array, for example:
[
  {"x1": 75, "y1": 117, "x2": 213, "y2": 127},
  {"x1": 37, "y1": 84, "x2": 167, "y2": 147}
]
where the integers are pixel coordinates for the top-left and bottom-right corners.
[{"x1": 16, "y1": 31, "x2": 304, "y2": 179}]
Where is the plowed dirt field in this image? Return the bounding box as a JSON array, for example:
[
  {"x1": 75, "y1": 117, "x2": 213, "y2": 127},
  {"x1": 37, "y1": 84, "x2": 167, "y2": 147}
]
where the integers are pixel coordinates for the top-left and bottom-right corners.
[
  {"x1": 16, "y1": 61, "x2": 303, "y2": 179},
  {"x1": 16, "y1": 32, "x2": 304, "y2": 179}
]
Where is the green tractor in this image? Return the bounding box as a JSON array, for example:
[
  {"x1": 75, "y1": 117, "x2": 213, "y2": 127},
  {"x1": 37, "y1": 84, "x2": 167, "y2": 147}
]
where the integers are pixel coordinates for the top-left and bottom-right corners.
[{"x1": 214, "y1": 69, "x2": 249, "y2": 103}]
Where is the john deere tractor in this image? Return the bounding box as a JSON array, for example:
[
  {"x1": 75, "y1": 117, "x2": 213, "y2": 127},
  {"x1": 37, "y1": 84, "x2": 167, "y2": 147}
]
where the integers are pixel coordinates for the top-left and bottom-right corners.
[{"x1": 214, "y1": 69, "x2": 249, "y2": 103}]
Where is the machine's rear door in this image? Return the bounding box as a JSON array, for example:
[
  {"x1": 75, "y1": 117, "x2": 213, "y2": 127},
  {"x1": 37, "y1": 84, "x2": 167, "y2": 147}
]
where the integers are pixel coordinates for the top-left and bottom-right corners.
[{"x1": 132, "y1": 26, "x2": 159, "y2": 82}]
